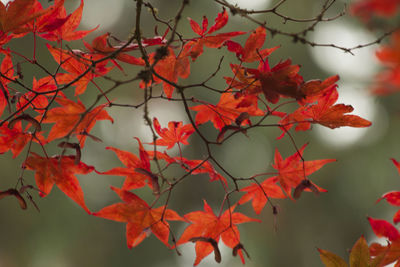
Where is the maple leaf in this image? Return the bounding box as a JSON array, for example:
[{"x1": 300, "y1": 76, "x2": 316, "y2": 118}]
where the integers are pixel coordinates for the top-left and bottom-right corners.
[
  {"x1": 270, "y1": 144, "x2": 335, "y2": 198},
  {"x1": 83, "y1": 33, "x2": 145, "y2": 66},
  {"x1": 93, "y1": 186, "x2": 183, "y2": 248},
  {"x1": 25, "y1": 152, "x2": 94, "y2": 213},
  {"x1": 0, "y1": 121, "x2": 32, "y2": 158},
  {"x1": 177, "y1": 200, "x2": 260, "y2": 265},
  {"x1": 186, "y1": 9, "x2": 245, "y2": 61},
  {"x1": 38, "y1": 0, "x2": 97, "y2": 42},
  {"x1": 224, "y1": 26, "x2": 278, "y2": 63},
  {"x1": 100, "y1": 139, "x2": 157, "y2": 191},
  {"x1": 40, "y1": 97, "x2": 113, "y2": 147},
  {"x1": 150, "y1": 117, "x2": 194, "y2": 149},
  {"x1": 17, "y1": 76, "x2": 61, "y2": 113},
  {"x1": 47, "y1": 44, "x2": 110, "y2": 95},
  {"x1": 279, "y1": 87, "x2": 372, "y2": 136},
  {"x1": 190, "y1": 92, "x2": 264, "y2": 131},
  {"x1": 319, "y1": 236, "x2": 384, "y2": 267},
  {"x1": 238, "y1": 177, "x2": 286, "y2": 214},
  {"x1": 145, "y1": 46, "x2": 191, "y2": 98},
  {"x1": 0, "y1": 0, "x2": 59, "y2": 34},
  {"x1": 247, "y1": 58, "x2": 304, "y2": 104}
]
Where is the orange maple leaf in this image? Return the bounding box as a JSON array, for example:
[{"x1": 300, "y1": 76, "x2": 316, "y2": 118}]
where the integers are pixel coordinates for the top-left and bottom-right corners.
[
  {"x1": 190, "y1": 92, "x2": 264, "y2": 130},
  {"x1": 224, "y1": 26, "x2": 278, "y2": 63},
  {"x1": 270, "y1": 144, "x2": 335, "y2": 198},
  {"x1": 47, "y1": 44, "x2": 110, "y2": 95},
  {"x1": 150, "y1": 118, "x2": 194, "y2": 149},
  {"x1": 93, "y1": 186, "x2": 183, "y2": 248},
  {"x1": 0, "y1": 121, "x2": 33, "y2": 158},
  {"x1": 238, "y1": 177, "x2": 286, "y2": 214},
  {"x1": 177, "y1": 200, "x2": 260, "y2": 265},
  {"x1": 100, "y1": 139, "x2": 156, "y2": 191},
  {"x1": 25, "y1": 152, "x2": 94, "y2": 213},
  {"x1": 279, "y1": 87, "x2": 372, "y2": 136},
  {"x1": 83, "y1": 33, "x2": 145, "y2": 66},
  {"x1": 186, "y1": 8, "x2": 246, "y2": 61},
  {"x1": 0, "y1": 0, "x2": 59, "y2": 34},
  {"x1": 146, "y1": 46, "x2": 191, "y2": 98},
  {"x1": 41, "y1": 97, "x2": 113, "y2": 147},
  {"x1": 38, "y1": 0, "x2": 97, "y2": 42}
]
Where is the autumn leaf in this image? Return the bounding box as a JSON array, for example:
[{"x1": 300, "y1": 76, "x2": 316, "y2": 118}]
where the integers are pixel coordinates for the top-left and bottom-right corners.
[
  {"x1": 177, "y1": 200, "x2": 260, "y2": 265},
  {"x1": 38, "y1": 0, "x2": 97, "y2": 42},
  {"x1": 25, "y1": 152, "x2": 94, "y2": 213},
  {"x1": 372, "y1": 31, "x2": 400, "y2": 95},
  {"x1": 83, "y1": 33, "x2": 145, "y2": 66},
  {"x1": 41, "y1": 97, "x2": 113, "y2": 147},
  {"x1": 270, "y1": 144, "x2": 335, "y2": 198},
  {"x1": 150, "y1": 117, "x2": 194, "y2": 149},
  {"x1": 351, "y1": 0, "x2": 400, "y2": 21},
  {"x1": 279, "y1": 87, "x2": 372, "y2": 137},
  {"x1": 17, "y1": 76, "x2": 61, "y2": 113},
  {"x1": 369, "y1": 217, "x2": 400, "y2": 241},
  {"x1": 186, "y1": 8, "x2": 245, "y2": 61},
  {"x1": 145, "y1": 46, "x2": 191, "y2": 98},
  {"x1": 224, "y1": 26, "x2": 278, "y2": 63},
  {"x1": 238, "y1": 177, "x2": 286, "y2": 214},
  {"x1": 47, "y1": 44, "x2": 111, "y2": 95},
  {"x1": 190, "y1": 92, "x2": 264, "y2": 131},
  {"x1": 0, "y1": 121, "x2": 32, "y2": 158},
  {"x1": 318, "y1": 236, "x2": 382, "y2": 267},
  {"x1": 93, "y1": 186, "x2": 183, "y2": 248},
  {"x1": 318, "y1": 247, "x2": 348, "y2": 267},
  {"x1": 0, "y1": 0, "x2": 58, "y2": 34}
]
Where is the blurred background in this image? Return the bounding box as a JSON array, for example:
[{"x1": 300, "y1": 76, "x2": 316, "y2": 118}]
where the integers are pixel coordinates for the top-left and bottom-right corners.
[{"x1": 0, "y1": 0, "x2": 399, "y2": 266}]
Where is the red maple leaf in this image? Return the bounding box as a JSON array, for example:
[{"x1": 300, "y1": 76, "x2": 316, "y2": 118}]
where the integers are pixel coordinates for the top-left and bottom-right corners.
[
  {"x1": 186, "y1": 8, "x2": 245, "y2": 61},
  {"x1": 17, "y1": 76, "x2": 62, "y2": 113},
  {"x1": 38, "y1": 0, "x2": 97, "y2": 42},
  {"x1": 99, "y1": 138, "x2": 156, "y2": 191},
  {"x1": 0, "y1": 121, "x2": 33, "y2": 158},
  {"x1": 146, "y1": 46, "x2": 191, "y2": 98},
  {"x1": 83, "y1": 33, "x2": 145, "y2": 66},
  {"x1": 150, "y1": 117, "x2": 194, "y2": 149},
  {"x1": 190, "y1": 92, "x2": 264, "y2": 131},
  {"x1": 93, "y1": 186, "x2": 183, "y2": 248},
  {"x1": 238, "y1": 177, "x2": 286, "y2": 214},
  {"x1": 47, "y1": 44, "x2": 111, "y2": 95},
  {"x1": 279, "y1": 87, "x2": 372, "y2": 136},
  {"x1": 177, "y1": 200, "x2": 260, "y2": 265},
  {"x1": 270, "y1": 144, "x2": 335, "y2": 198},
  {"x1": 25, "y1": 152, "x2": 94, "y2": 213},
  {"x1": 0, "y1": 0, "x2": 59, "y2": 34},
  {"x1": 224, "y1": 26, "x2": 278, "y2": 63},
  {"x1": 40, "y1": 97, "x2": 113, "y2": 147}
]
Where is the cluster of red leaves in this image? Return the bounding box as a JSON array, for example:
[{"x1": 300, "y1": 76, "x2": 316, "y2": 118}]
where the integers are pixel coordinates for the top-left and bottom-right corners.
[
  {"x1": 351, "y1": 0, "x2": 400, "y2": 21},
  {"x1": 371, "y1": 31, "x2": 400, "y2": 95},
  {"x1": 0, "y1": 1, "x2": 374, "y2": 266}
]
